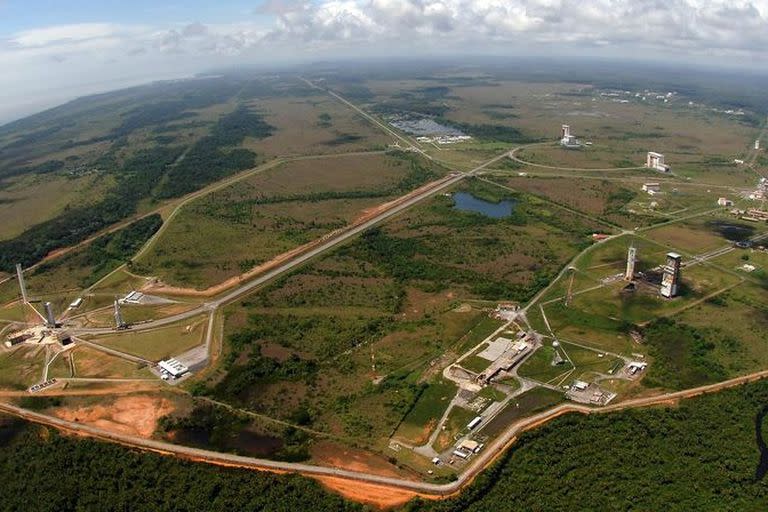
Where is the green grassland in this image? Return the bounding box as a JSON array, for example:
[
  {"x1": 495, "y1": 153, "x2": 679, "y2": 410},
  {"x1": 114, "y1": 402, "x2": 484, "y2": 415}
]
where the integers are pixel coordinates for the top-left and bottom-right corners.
[
  {"x1": 393, "y1": 378, "x2": 457, "y2": 445},
  {"x1": 0, "y1": 172, "x2": 113, "y2": 241},
  {"x1": 0, "y1": 345, "x2": 45, "y2": 389},
  {"x1": 479, "y1": 387, "x2": 564, "y2": 438},
  {"x1": 517, "y1": 344, "x2": 573, "y2": 384},
  {"x1": 75, "y1": 302, "x2": 200, "y2": 329},
  {"x1": 241, "y1": 94, "x2": 392, "y2": 157},
  {"x1": 88, "y1": 316, "x2": 207, "y2": 361},
  {"x1": 134, "y1": 151, "x2": 446, "y2": 289},
  {"x1": 358, "y1": 78, "x2": 759, "y2": 187},
  {"x1": 644, "y1": 213, "x2": 764, "y2": 254},
  {"x1": 489, "y1": 173, "x2": 724, "y2": 229},
  {"x1": 433, "y1": 406, "x2": 477, "y2": 452},
  {"x1": 47, "y1": 346, "x2": 153, "y2": 379},
  {"x1": 182, "y1": 178, "x2": 601, "y2": 454}
]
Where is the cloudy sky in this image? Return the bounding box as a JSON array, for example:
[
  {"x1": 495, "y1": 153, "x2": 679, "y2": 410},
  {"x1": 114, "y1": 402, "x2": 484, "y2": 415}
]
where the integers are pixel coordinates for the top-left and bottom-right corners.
[{"x1": 2, "y1": 0, "x2": 768, "y2": 123}]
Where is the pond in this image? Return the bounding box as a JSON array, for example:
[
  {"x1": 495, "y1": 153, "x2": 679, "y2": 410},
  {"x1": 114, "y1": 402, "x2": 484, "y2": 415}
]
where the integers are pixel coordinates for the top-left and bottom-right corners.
[
  {"x1": 453, "y1": 192, "x2": 516, "y2": 218},
  {"x1": 707, "y1": 220, "x2": 755, "y2": 242}
]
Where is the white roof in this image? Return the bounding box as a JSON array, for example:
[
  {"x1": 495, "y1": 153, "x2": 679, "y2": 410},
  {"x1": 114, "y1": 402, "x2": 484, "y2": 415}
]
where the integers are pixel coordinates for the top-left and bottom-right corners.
[{"x1": 158, "y1": 358, "x2": 189, "y2": 377}]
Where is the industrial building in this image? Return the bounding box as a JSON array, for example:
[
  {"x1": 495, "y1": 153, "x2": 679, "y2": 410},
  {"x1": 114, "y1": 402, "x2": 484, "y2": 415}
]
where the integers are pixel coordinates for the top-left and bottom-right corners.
[
  {"x1": 158, "y1": 358, "x2": 189, "y2": 379},
  {"x1": 560, "y1": 124, "x2": 580, "y2": 148},
  {"x1": 660, "y1": 252, "x2": 682, "y2": 298},
  {"x1": 475, "y1": 338, "x2": 532, "y2": 384},
  {"x1": 4, "y1": 332, "x2": 32, "y2": 348},
  {"x1": 642, "y1": 182, "x2": 661, "y2": 195},
  {"x1": 745, "y1": 209, "x2": 768, "y2": 222},
  {"x1": 646, "y1": 152, "x2": 670, "y2": 173}
]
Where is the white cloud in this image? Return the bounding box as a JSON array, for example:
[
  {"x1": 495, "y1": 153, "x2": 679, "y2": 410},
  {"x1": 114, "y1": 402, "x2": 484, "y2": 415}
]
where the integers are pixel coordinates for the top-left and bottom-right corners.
[{"x1": 1, "y1": 0, "x2": 768, "y2": 122}]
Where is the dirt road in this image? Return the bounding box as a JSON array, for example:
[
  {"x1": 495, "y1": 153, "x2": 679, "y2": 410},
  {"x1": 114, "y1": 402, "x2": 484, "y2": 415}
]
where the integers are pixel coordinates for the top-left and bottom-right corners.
[{"x1": 2, "y1": 368, "x2": 766, "y2": 500}]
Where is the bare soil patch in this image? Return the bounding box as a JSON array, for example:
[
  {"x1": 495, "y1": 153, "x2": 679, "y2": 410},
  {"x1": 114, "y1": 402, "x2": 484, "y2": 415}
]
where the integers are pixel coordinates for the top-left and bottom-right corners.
[{"x1": 51, "y1": 394, "x2": 174, "y2": 438}]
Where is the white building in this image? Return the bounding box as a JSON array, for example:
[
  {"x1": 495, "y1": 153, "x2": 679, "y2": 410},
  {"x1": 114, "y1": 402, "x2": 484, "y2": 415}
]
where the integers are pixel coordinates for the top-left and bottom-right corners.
[
  {"x1": 642, "y1": 182, "x2": 661, "y2": 195},
  {"x1": 158, "y1": 358, "x2": 189, "y2": 379},
  {"x1": 717, "y1": 197, "x2": 733, "y2": 207},
  {"x1": 646, "y1": 152, "x2": 670, "y2": 173},
  {"x1": 560, "y1": 124, "x2": 580, "y2": 148}
]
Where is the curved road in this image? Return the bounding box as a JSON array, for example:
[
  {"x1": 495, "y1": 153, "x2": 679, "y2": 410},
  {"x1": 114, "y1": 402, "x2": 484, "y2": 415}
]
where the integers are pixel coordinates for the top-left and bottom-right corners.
[
  {"x1": 2, "y1": 368, "x2": 767, "y2": 497},
  {"x1": 509, "y1": 143, "x2": 647, "y2": 172}
]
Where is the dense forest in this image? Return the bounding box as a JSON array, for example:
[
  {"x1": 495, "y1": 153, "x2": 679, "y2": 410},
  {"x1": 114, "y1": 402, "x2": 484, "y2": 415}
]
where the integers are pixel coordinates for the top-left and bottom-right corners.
[
  {"x1": 412, "y1": 379, "x2": 768, "y2": 511},
  {"x1": 2, "y1": 379, "x2": 768, "y2": 510},
  {"x1": 0, "y1": 105, "x2": 272, "y2": 271},
  {"x1": 0, "y1": 416, "x2": 362, "y2": 512},
  {"x1": 31, "y1": 214, "x2": 163, "y2": 288}
]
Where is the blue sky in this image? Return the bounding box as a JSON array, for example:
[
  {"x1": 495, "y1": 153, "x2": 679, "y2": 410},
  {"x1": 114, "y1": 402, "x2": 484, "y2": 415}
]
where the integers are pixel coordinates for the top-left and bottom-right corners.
[{"x1": 1, "y1": 0, "x2": 768, "y2": 123}]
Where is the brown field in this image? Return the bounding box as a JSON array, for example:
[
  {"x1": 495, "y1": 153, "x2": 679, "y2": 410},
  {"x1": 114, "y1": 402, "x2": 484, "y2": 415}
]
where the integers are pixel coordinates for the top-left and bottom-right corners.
[{"x1": 51, "y1": 393, "x2": 175, "y2": 438}]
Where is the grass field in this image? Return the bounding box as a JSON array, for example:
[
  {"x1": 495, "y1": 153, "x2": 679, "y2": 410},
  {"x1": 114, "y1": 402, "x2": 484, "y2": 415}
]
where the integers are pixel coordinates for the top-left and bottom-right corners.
[
  {"x1": 644, "y1": 214, "x2": 764, "y2": 254},
  {"x1": 432, "y1": 405, "x2": 476, "y2": 452},
  {"x1": 393, "y1": 378, "x2": 457, "y2": 445},
  {"x1": 0, "y1": 345, "x2": 44, "y2": 389},
  {"x1": 135, "y1": 152, "x2": 445, "y2": 288},
  {"x1": 242, "y1": 94, "x2": 392, "y2": 157},
  {"x1": 518, "y1": 344, "x2": 573, "y2": 384},
  {"x1": 47, "y1": 345, "x2": 153, "y2": 379},
  {"x1": 0, "y1": 172, "x2": 112, "y2": 241},
  {"x1": 90, "y1": 316, "x2": 207, "y2": 361},
  {"x1": 480, "y1": 386, "x2": 564, "y2": 438}
]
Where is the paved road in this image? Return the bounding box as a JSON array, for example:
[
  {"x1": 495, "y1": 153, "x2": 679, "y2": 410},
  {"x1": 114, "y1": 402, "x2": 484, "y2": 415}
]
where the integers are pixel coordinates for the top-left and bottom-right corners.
[{"x1": 73, "y1": 149, "x2": 512, "y2": 338}]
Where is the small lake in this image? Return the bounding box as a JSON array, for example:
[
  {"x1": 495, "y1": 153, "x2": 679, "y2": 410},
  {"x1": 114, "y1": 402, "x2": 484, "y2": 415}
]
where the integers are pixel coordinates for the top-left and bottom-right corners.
[{"x1": 453, "y1": 192, "x2": 516, "y2": 218}]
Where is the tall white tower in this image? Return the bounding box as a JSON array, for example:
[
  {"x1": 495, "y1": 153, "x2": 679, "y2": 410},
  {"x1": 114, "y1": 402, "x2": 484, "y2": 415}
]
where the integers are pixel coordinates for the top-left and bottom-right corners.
[
  {"x1": 114, "y1": 300, "x2": 126, "y2": 329},
  {"x1": 44, "y1": 302, "x2": 56, "y2": 328},
  {"x1": 660, "y1": 253, "x2": 682, "y2": 298},
  {"x1": 15, "y1": 263, "x2": 28, "y2": 303},
  {"x1": 625, "y1": 246, "x2": 637, "y2": 281}
]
